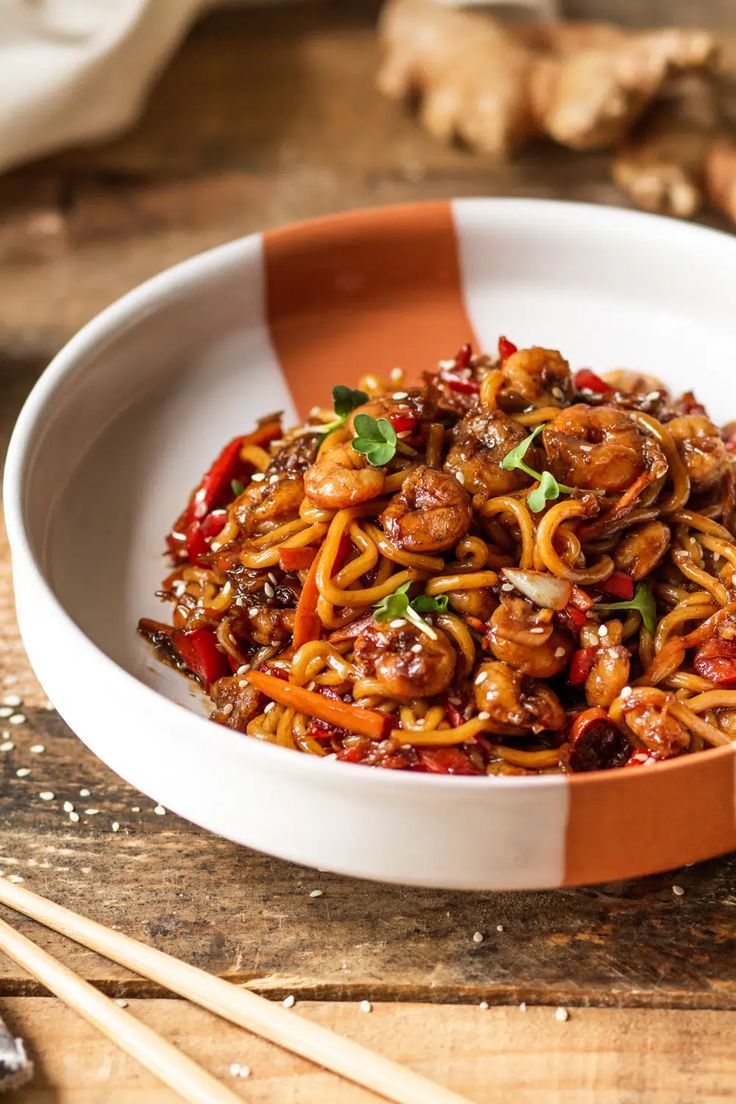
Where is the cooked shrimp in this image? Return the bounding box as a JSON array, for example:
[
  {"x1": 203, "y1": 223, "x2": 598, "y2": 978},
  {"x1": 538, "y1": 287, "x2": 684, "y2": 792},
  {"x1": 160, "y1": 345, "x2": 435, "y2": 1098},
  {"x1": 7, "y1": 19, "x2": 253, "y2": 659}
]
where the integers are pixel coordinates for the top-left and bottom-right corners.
[
  {"x1": 487, "y1": 595, "x2": 573, "y2": 678},
  {"x1": 347, "y1": 390, "x2": 434, "y2": 434},
  {"x1": 499, "y1": 347, "x2": 572, "y2": 409},
  {"x1": 380, "y1": 465, "x2": 472, "y2": 553},
  {"x1": 353, "y1": 620, "x2": 456, "y2": 699},
  {"x1": 235, "y1": 474, "x2": 304, "y2": 535},
  {"x1": 667, "y1": 415, "x2": 730, "y2": 492},
  {"x1": 585, "y1": 645, "x2": 630, "y2": 709},
  {"x1": 447, "y1": 588, "x2": 497, "y2": 621},
  {"x1": 304, "y1": 443, "x2": 386, "y2": 510},
  {"x1": 614, "y1": 520, "x2": 671, "y2": 580},
  {"x1": 444, "y1": 412, "x2": 538, "y2": 497},
  {"x1": 619, "y1": 686, "x2": 690, "y2": 758},
  {"x1": 543, "y1": 404, "x2": 668, "y2": 494},
  {"x1": 473, "y1": 660, "x2": 564, "y2": 735}
]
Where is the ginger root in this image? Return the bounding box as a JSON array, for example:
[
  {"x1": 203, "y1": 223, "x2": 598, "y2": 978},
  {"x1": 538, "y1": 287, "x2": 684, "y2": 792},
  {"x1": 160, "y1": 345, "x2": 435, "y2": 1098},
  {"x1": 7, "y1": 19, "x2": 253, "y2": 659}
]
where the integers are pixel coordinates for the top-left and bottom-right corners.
[{"x1": 378, "y1": 0, "x2": 717, "y2": 157}]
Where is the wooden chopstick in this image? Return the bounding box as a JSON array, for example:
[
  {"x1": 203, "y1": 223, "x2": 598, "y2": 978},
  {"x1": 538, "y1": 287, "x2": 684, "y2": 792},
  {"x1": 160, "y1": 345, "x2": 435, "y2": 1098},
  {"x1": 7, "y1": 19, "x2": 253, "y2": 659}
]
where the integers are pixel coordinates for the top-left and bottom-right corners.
[
  {"x1": 0, "y1": 914, "x2": 244, "y2": 1104},
  {"x1": 0, "y1": 878, "x2": 470, "y2": 1104}
]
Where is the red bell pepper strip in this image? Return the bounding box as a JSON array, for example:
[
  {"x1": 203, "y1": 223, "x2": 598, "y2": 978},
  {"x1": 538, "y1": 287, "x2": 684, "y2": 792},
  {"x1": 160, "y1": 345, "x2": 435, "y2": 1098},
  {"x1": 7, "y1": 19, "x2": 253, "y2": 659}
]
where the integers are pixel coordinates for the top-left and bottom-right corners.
[
  {"x1": 693, "y1": 638, "x2": 736, "y2": 686},
  {"x1": 171, "y1": 628, "x2": 230, "y2": 686},
  {"x1": 278, "y1": 546, "x2": 318, "y2": 572},
  {"x1": 417, "y1": 748, "x2": 482, "y2": 775},
  {"x1": 574, "y1": 368, "x2": 611, "y2": 395},
  {"x1": 455, "y1": 343, "x2": 473, "y2": 369},
  {"x1": 568, "y1": 646, "x2": 599, "y2": 685},
  {"x1": 389, "y1": 410, "x2": 418, "y2": 435},
  {"x1": 184, "y1": 510, "x2": 227, "y2": 566},
  {"x1": 498, "y1": 336, "x2": 517, "y2": 361},
  {"x1": 626, "y1": 749, "x2": 658, "y2": 767},
  {"x1": 596, "y1": 571, "x2": 635, "y2": 601}
]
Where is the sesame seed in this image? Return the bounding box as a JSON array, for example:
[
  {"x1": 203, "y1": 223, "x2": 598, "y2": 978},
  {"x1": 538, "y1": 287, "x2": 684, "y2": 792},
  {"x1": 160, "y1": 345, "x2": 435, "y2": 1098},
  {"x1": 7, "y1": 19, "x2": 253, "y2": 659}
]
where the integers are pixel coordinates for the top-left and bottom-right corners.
[
  {"x1": 44, "y1": 700, "x2": 54, "y2": 711},
  {"x1": 454, "y1": 470, "x2": 465, "y2": 485},
  {"x1": 85, "y1": 809, "x2": 100, "y2": 816},
  {"x1": 529, "y1": 628, "x2": 545, "y2": 635},
  {"x1": 283, "y1": 995, "x2": 295, "y2": 1009},
  {"x1": 115, "y1": 999, "x2": 129, "y2": 1009},
  {"x1": 309, "y1": 889, "x2": 323, "y2": 898},
  {"x1": 153, "y1": 805, "x2": 166, "y2": 816},
  {"x1": 472, "y1": 931, "x2": 484, "y2": 944},
  {"x1": 264, "y1": 701, "x2": 276, "y2": 713},
  {"x1": 411, "y1": 644, "x2": 422, "y2": 654},
  {"x1": 555, "y1": 1007, "x2": 569, "y2": 1022},
  {"x1": 0, "y1": 707, "x2": 12, "y2": 719},
  {"x1": 30, "y1": 745, "x2": 45, "y2": 756},
  {"x1": 268, "y1": 572, "x2": 278, "y2": 586},
  {"x1": 63, "y1": 801, "x2": 74, "y2": 813},
  {"x1": 8, "y1": 875, "x2": 24, "y2": 884},
  {"x1": 264, "y1": 582, "x2": 275, "y2": 598},
  {"x1": 248, "y1": 607, "x2": 259, "y2": 617},
  {"x1": 112, "y1": 822, "x2": 120, "y2": 833},
  {"x1": 8, "y1": 713, "x2": 26, "y2": 726},
  {"x1": 38, "y1": 792, "x2": 54, "y2": 802},
  {"x1": 438, "y1": 358, "x2": 456, "y2": 370},
  {"x1": 230, "y1": 1063, "x2": 251, "y2": 1079},
  {"x1": 1, "y1": 741, "x2": 14, "y2": 752},
  {"x1": 519, "y1": 1002, "x2": 527, "y2": 1013},
  {"x1": 210, "y1": 542, "x2": 222, "y2": 552},
  {"x1": 392, "y1": 391, "x2": 408, "y2": 400},
  {"x1": 79, "y1": 788, "x2": 91, "y2": 797},
  {"x1": 236, "y1": 665, "x2": 249, "y2": 674},
  {"x1": 68, "y1": 811, "x2": 80, "y2": 823},
  {"x1": 479, "y1": 1001, "x2": 489, "y2": 1010},
  {"x1": 501, "y1": 583, "x2": 514, "y2": 592},
  {"x1": 621, "y1": 686, "x2": 632, "y2": 699},
  {"x1": 16, "y1": 768, "x2": 30, "y2": 778},
  {"x1": 222, "y1": 703, "x2": 234, "y2": 716},
  {"x1": 390, "y1": 618, "x2": 406, "y2": 629},
  {"x1": 552, "y1": 387, "x2": 564, "y2": 400},
  {"x1": 496, "y1": 924, "x2": 504, "y2": 932},
  {"x1": 269, "y1": 475, "x2": 279, "y2": 485},
  {"x1": 554, "y1": 647, "x2": 566, "y2": 658},
  {"x1": 598, "y1": 623, "x2": 608, "y2": 638},
  {"x1": 477, "y1": 712, "x2": 490, "y2": 721},
  {"x1": 359, "y1": 1000, "x2": 372, "y2": 1013},
  {"x1": 131, "y1": 806, "x2": 140, "y2": 813},
  {"x1": 2, "y1": 695, "x2": 21, "y2": 708},
  {"x1": 645, "y1": 391, "x2": 660, "y2": 402},
  {"x1": 252, "y1": 472, "x2": 265, "y2": 482},
  {"x1": 475, "y1": 671, "x2": 488, "y2": 685},
  {"x1": 672, "y1": 884, "x2": 685, "y2": 897}
]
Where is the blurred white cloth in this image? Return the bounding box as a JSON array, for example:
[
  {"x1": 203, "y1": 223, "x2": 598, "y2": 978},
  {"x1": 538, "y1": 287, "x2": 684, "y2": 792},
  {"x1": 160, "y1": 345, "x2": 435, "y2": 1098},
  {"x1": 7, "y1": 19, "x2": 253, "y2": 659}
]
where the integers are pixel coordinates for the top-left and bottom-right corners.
[
  {"x1": 0, "y1": 0, "x2": 555, "y2": 173},
  {"x1": 0, "y1": 0, "x2": 206, "y2": 172}
]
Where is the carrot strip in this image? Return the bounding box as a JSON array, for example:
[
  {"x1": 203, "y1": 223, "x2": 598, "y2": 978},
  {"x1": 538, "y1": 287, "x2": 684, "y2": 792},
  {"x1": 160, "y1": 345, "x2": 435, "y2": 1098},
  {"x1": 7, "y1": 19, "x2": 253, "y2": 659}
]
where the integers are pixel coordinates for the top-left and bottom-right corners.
[
  {"x1": 279, "y1": 546, "x2": 318, "y2": 572},
  {"x1": 245, "y1": 671, "x2": 391, "y2": 740},
  {"x1": 293, "y1": 550, "x2": 322, "y2": 649}
]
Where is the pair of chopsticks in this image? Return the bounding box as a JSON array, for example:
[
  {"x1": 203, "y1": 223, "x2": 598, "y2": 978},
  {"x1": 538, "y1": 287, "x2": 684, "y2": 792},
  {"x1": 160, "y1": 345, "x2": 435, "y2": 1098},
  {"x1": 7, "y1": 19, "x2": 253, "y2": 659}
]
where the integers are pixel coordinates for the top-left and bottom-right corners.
[{"x1": 0, "y1": 878, "x2": 469, "y2": 1104}]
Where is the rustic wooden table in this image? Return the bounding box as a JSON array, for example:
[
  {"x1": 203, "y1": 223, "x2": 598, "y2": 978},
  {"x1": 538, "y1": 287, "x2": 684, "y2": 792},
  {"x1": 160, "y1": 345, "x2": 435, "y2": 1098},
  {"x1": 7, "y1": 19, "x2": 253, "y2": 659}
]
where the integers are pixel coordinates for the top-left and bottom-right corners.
[{"x1": 1, "y1": 6, "x2": 735, "y2": 1102}]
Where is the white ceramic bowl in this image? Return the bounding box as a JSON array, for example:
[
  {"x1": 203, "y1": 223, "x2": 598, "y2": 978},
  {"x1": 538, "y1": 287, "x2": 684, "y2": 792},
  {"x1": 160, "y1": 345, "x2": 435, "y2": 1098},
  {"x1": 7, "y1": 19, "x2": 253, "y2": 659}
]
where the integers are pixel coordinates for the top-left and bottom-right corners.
[{"x1": 6, "y1": 199, "x2": 736, "y2": 890}]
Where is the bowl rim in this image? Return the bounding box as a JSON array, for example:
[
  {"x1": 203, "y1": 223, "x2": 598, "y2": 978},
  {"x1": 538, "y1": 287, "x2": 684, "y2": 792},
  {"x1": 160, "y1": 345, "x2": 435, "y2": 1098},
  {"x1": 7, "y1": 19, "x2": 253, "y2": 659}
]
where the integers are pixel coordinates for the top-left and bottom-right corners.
[{"x1": 5, "y1": 195, "x2": 736, "y2": 795}]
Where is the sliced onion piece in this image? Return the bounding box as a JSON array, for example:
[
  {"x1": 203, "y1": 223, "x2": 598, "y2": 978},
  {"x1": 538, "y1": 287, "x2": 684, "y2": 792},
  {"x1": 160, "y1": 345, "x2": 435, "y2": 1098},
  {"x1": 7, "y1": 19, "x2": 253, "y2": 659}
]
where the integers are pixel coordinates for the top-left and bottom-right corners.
[{"x1": 502, "y1": 568, "x2": 572, "y2": 611}]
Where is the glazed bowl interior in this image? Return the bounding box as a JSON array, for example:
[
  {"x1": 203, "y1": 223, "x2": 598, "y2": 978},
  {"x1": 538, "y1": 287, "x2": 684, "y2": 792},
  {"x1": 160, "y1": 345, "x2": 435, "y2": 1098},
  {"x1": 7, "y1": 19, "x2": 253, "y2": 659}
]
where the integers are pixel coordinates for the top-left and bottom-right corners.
[{"x1": 7, "y1": 199, "x2": 736, "y2": 890}]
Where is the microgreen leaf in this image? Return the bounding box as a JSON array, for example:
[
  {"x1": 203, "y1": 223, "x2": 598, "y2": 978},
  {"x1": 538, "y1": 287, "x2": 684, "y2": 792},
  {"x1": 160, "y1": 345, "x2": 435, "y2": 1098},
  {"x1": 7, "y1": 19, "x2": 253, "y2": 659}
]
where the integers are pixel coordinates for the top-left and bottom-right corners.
[
  {"x1": 501, "y1": 424, "x2": 544, "y2": 473},
  {"x1": 332, "y1": 385, "x2": 368, "y2": 419},
  {"x1": 501, "y1": 423, "x2": 577, "y2": 512},
  {"x1": 595, "y1": 582, "x2": 657, "y2": 635},
  {"x1": 373, "y1": 583, "x2": 444, "y2": 639},
  {"x1": 352, "y1": 414, "x2": 397, "y2": 467},
  {"x1": 231, "y1": 478, "x2": 245, "y2": 497},
  {"x1": 412, "y1": 593, "x2": 449, "y2": 614},
  {"x1": 526, "y1": 470, "x2": 562, "y2": 513}
]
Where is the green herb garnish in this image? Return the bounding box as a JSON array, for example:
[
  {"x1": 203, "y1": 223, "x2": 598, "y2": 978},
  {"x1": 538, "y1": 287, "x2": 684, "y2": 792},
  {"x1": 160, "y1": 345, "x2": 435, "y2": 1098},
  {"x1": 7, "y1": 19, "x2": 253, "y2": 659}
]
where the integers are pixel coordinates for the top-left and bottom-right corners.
[
  {"x1": 501, "y1": 424, "x2": 574, "y2": 513},
  {"x1": 373, "y1": 582, "x2": 448, "y2": 639},
  {"x1": 595, "y1": 582, "x2": 657, "y2": 635},
  {"x1": 231, "y1": 478, "x2": 245, "y2": 497},
  {"x1": 332, "y1": 385, "x2": 369, "y2": 418},
  {"x1": 351, "y1": 413, "x2": 397, "y2": 467}
]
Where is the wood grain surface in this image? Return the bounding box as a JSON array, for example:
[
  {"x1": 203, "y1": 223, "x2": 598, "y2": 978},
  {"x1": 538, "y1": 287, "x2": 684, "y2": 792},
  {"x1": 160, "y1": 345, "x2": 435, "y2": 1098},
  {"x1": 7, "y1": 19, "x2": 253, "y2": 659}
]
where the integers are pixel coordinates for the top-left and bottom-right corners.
[{"x1": 1, "y1": 4, "x2": 736, "y2": 1102}]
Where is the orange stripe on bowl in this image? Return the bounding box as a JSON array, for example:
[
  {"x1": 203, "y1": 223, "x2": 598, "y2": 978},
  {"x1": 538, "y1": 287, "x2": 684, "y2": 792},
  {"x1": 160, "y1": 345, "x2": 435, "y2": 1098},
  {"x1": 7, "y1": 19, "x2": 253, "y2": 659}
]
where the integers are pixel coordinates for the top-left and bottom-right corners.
[
  {"x1": 262, "y1": 202, "x2": 477, "y2": 417},
  {"x1": 564, "y1": 746, "x2": 736, "y2": 885}
]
